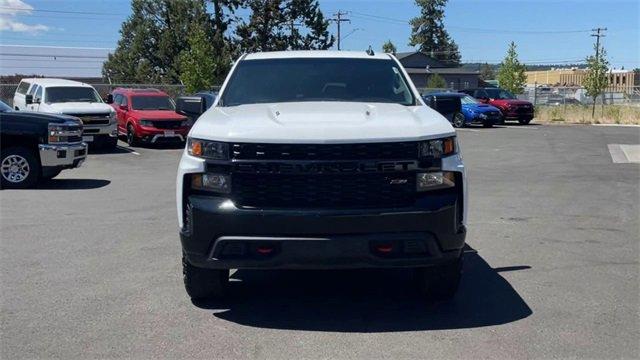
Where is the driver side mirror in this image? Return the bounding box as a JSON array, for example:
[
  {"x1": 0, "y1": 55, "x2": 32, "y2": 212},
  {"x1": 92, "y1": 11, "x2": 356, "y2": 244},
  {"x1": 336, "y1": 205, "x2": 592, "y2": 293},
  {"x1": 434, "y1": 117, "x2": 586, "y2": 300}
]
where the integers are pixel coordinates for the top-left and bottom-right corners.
[
  {"x1": 105, "y1": 94, "x2": 114, "y2": 104},
  {"x1": 25, "y1": 94, "x2": 33, "y2": 105},
  {"x1": 176, "y1": 96, "x2": 205, "y2": 117},
  {"x1": 119, "y1": 104, "x2": 128, "y2": 111}
]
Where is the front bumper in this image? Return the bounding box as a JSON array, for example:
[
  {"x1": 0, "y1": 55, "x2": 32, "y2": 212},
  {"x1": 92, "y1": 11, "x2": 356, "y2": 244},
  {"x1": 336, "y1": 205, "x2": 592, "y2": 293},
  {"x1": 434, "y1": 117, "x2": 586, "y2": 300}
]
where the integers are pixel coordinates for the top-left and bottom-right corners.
[
  {"x1": 503, "y1": 109, "x2": 534, "y2": 120},
  {"x1": 38, "y1": 142, "x2": 87, "y2": 168},
  {"x1": 81, "y1": 122, "x2": 118, "y2": 141},
  {"x1": 181, "y1": 195, "x2": 466, "y2": 269}
]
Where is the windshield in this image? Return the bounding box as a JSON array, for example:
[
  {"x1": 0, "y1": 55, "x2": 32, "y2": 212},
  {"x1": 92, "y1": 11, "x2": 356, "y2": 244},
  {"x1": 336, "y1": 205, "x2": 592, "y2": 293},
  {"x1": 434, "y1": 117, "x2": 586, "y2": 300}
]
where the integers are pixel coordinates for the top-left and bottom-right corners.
[
  {"x1": 131, "y1": 96, "x2": 175, "y2": 110},
  {"x1": 220, "y1": 58, "x2": 416, "y2": 107},
  {"x1": 45, "y1": 87, "x2": 102, "y2": 103},
  {"x1": 461, "y1": 95, "x2": 479, "y2": 104},
  {"x1": 485, "y1": 89, "x2": 516, "y2": 100},
  {"x1": 0, "y1": 100, "x2": 11, "y2": 112}
]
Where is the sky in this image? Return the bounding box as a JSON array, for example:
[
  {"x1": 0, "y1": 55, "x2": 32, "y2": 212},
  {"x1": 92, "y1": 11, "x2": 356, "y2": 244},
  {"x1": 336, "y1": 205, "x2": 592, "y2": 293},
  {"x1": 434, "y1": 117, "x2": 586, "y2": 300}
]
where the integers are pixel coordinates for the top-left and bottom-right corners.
[{"x1": 0, "y1": 0, "x2": 638, "y2": 77}]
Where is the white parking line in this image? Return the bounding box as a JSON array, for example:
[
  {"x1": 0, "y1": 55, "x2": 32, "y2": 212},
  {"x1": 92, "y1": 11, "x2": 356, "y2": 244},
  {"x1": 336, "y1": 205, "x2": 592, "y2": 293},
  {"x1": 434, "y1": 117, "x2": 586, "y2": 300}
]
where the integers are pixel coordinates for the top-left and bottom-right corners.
[
  {"x1": 116, "y1": 145, "x2": 141, "y2": 156},
  {"x1": 608, "y1": 144, "x2": 640, "y2": 163}
]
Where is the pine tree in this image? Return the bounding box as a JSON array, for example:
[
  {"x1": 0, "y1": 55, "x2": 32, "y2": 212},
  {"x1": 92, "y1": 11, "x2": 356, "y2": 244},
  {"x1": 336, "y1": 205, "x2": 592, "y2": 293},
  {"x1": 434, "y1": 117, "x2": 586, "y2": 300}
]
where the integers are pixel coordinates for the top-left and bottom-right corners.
[
  {"x1": 427, "y1": 73, "x2": 447, "y2": 89},
  {"x1": 584, "y1": 44, "x2": 609, "y2": 118},
  {"x1": 382, "y1": 40, "x2": 397, "y2": 54},
  {"x1": 179, "y1": 25, "x2": 217, "y2": 93},
  {"x1": 409, "y1": 0, "x2": 460, "y2": 66},
  {"x1": 210, "y1": 0, "x2": 244, "y2": 82},
  {"x1": 236, "y1": 0, "x2": 332, "y2": 52},
  {"x1": 103, "y1": 0, "x2": 211, "y2": 83},
  {"x1": 497, "y1": 42, "x2": 527, "y2": 94}
]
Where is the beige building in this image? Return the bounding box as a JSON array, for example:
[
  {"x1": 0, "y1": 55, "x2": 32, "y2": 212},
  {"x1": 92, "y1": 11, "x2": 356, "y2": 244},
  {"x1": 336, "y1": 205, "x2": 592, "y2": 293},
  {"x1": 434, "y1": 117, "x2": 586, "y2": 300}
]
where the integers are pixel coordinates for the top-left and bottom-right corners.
[{"x1": 525, "y1": 68, "x2": 636, "y2": 92}]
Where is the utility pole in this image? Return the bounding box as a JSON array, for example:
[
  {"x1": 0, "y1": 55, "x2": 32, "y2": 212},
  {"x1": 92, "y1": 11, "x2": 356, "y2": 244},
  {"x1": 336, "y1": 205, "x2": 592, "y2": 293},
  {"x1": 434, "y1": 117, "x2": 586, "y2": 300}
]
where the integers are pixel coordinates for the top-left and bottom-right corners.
[
  {"x1": 591, "y1": 27, "x2": 607, "y2": 109},
  {"x1": 330, "y1": 11, "x2": 350, "y2": 50},
  {"x1": 288, "y1": 20, "x2": 302, "y2": 49}
]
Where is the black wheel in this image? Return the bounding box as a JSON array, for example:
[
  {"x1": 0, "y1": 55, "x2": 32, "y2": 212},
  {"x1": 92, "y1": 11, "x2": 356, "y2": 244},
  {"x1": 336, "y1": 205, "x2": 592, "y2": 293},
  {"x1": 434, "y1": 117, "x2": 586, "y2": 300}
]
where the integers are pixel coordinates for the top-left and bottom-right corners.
[
  {"x1": 482, "y1": 121, "x2": 493, "y2": 128},
  {"x1": 182, "y1": 254, "x2": 229, "y2": 300},
  {"x1": 41, "y1": 168, "x2": 62, "y2": 180},
  {"x1": 415, "y1": 255, "x2": 463, "y2": 301},
  {"x1": 127, "y1": 124, "x2": 139, "y2": 146},
  {"x1": 1, "y1": 146, "x2": 40, "y2": 189},
  {"x1": 518, "y1": 118, "x2": 531, "y2": 125},
  {"x1": 452, "y1": 113, "x2": 466, "y2": 128}
]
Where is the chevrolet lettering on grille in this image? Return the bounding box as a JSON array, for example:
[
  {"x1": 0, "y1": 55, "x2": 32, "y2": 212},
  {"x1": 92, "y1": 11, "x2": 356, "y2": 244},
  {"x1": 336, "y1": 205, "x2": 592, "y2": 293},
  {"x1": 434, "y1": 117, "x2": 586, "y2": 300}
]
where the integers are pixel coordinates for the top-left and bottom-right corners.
[{"x1": 233, "y1": 160, "x2": 420, "y2": 174}]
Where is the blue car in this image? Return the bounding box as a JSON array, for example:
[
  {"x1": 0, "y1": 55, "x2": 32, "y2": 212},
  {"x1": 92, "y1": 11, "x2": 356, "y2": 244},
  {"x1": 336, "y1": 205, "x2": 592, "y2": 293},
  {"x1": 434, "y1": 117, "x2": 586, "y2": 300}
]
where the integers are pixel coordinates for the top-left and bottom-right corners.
[{"x1": 459, "y1": 94, "x2": 503, "y2": 128}]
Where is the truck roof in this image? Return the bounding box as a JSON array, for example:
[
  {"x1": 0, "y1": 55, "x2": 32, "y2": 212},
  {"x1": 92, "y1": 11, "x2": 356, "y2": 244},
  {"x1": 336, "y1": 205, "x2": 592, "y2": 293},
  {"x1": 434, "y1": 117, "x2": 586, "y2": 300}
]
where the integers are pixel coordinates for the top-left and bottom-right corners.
[
  {"x1": 243, "y1": 50, "x2": 393, "y2": 61},
  {"x1": 18, "y1": 78, "x2": 93, "y2": 87}
]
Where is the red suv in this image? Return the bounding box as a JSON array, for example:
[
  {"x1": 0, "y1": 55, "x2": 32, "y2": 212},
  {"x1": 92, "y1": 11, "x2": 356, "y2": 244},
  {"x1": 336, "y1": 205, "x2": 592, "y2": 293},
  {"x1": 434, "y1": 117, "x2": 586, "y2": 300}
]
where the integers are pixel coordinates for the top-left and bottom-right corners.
[
  {"x1": 108, "y1": 88, "x2": 191, "y2": 146},
  {"x1": 459, "y1": 88, "x2": 534, "y2": 124}
]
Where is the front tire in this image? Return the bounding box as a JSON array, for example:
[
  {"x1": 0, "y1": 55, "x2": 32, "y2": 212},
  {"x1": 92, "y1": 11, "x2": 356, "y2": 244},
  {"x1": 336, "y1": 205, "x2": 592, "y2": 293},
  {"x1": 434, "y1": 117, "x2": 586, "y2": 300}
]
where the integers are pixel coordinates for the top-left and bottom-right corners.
[
  {"x1": 182, "y1": 254, "x2": 229, "y2": 300},
  {"x1": 127, "y1": 124, "x2": 139, "y2": 146},
  {"x1": 1, "y1": 146, "x2": 40, "y2": 189},
  {"x1": 415, "y1": 255, "x2": 463, "y2": 301},
  {"x1": 452, "y1": 113, "x2": 466, "y2": 128}
]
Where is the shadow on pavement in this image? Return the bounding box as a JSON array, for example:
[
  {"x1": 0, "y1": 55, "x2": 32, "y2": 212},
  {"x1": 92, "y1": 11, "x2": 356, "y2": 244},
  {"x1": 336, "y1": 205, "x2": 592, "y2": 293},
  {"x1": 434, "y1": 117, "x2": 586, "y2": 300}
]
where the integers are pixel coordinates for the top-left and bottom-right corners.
[
  {"x1": 38, "y1": 179, "x2": 111, "y2": 190},
  {"x1": 89, "y1": 145, "x2": 135, "y2": 155},
  {"x1": 195, "y1": 251, "x2": 532, "y2": 332}
]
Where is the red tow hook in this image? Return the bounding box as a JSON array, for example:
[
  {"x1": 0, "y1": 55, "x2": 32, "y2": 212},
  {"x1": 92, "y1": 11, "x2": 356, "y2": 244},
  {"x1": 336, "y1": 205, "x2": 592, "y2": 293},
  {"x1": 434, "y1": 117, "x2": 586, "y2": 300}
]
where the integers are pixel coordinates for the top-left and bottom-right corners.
[
  {"x1": 375, "y1": 244, "x2": 393, "y2": 253},
  {"x1": 256, "y1": 246, "x2": 274, "y2": 255}
]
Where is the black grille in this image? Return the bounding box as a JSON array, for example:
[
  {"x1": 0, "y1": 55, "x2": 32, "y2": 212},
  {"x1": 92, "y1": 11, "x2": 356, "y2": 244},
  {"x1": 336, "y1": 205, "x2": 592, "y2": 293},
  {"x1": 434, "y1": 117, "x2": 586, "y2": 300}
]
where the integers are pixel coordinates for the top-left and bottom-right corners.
[
  {"x1": 152, "y1": 120, "x2": 183, "y2": 129},
  {"x1": 67, "y1": 135, "x2": 82, "y2": 143},
  {"x1": 231, "y1": 142, "x2": 419, "y2": 161},
  {"x1": 71, "y1": 114, "x2": 110, "y2": 125},
  {"x1": 232, "y1": 172, "x2": 416, "y2": 209}
]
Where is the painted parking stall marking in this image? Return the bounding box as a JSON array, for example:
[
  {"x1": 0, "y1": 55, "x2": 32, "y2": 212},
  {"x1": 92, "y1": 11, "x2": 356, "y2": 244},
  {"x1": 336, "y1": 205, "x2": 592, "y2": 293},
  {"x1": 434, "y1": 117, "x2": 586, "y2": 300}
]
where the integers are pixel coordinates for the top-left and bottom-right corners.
[{"x1": 608, "y1": 144, "x2": 640, "y2": 164}]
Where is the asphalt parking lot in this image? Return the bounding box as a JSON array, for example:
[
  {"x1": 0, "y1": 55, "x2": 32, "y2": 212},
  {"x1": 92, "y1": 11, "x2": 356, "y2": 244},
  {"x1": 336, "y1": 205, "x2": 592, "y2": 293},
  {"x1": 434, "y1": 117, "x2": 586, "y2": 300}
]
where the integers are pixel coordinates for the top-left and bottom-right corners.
[{"x1": 1, "y1": 124, "x2": 638, "y2": 359}]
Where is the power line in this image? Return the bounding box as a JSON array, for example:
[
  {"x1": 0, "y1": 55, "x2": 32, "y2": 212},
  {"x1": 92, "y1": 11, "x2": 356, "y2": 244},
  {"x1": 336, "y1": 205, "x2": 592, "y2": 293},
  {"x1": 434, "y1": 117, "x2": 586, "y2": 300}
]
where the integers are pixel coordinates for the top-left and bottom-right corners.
[
  {"x1": 330, "y1": 11, "x2": 350, "y2": 51},
  {"x1": 0, "y1": 53, "x2": 109, "y2": 59}
]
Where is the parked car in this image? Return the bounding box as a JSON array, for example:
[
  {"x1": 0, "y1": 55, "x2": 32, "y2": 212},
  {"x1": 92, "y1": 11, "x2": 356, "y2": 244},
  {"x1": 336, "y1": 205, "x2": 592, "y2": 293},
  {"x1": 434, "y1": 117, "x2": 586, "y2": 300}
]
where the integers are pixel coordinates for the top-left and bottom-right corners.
[
  {"x1": 13, "y1": 78, "x2": 118, "y2": 150},
  {"x1": 0, "y1": 100, "x2": 87, "y2": 189},
  {"x1": 175, "y1": 51, "x2": 467, "y2": 302},
  {"x1": 107, "y1": 88, "x2": 190, "y2": 146},
  {"x1": 459, "y1": 88, "x2": 534, "y2": 124},
  {"x1": 424, "y1": 92, "x2": 502, "y2": 127},
  {"x1": 422, "y1": 92, "x2": 463, "y2": 126}
]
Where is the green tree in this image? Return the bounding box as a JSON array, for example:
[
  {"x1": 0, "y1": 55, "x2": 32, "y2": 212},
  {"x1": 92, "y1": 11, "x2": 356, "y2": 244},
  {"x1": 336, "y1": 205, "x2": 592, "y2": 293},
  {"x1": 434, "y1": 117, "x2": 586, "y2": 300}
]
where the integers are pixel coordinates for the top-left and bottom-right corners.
[
  {"x1": 583, "y1": 44, "x2": 609, "y2": 118},
  {"x1": 236, "y1": 0, "x2": 333, "y2": 52},
  {"x1": 103, "y1": 0, "x2": 211, "y2": 83},
  {"x1": 497, "y1": 42, "x2": 527, "y2": 94},
  {"x1": 427, "y1": 73, "x2": 447, "y2": 88},
  {"x1": 480, "y1": 63, "x2": 495, "y2": 80},
  {"x1": 179, "y1": 26, "x2": 217, "y2": 93},
  {"x1": 382, "y1": 40, "x2": 397, "y2": 54},
  {"x1": 210, "y1": 0, "x2": 244, "y2": 82},
  {"x1": 409, "y1": 0, "x2": 460, "y2": 66}
]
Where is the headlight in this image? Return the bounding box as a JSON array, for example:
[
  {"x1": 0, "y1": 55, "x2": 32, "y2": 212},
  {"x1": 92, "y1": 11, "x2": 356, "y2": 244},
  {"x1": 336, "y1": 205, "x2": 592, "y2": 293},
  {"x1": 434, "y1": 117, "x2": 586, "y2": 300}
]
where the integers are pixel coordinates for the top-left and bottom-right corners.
[
  {"x1": 48, "y1": 123, "x2": 79, "y2": 143},
  {"x1": 109, "y1": 112, "x2": 116, "y2": 123},
  {"x1": 191, "y1": 173, "x2": 231, "y2": 194},
  {"x1": 187, "y1": 138, "x2": 229, "y2": 160},
  {"x1": 139, "y1": 120, "x2": 154, "y2": 127},
  {"x1": 419, "y1": 137, "x2": 456, "y2": 158},
  {"x1": 417, "y1": 171, "x2": 455, "y2": 192}
]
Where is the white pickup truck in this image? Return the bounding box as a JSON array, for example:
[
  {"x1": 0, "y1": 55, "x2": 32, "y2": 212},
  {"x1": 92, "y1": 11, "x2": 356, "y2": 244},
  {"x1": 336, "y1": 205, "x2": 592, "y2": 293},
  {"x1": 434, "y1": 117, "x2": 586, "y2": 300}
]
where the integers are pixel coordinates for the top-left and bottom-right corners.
[
  {"x1": 13, "y1": 78, "x2": 118, "y2": 150},
  {"x1": 175, "y1": 51, "x2": 468, "y2": 302}
]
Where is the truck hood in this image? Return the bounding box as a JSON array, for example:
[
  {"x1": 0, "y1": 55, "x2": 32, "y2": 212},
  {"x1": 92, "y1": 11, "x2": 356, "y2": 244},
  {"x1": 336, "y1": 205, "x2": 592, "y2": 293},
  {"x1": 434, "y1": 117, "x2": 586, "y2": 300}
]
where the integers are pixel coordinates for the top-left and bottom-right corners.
[
  {"x1": 189, "y1": 102, "x2": 455, "y2": 144},
  {"x1": 45, "y1": 102, "x2": 114, "y2": 115}
]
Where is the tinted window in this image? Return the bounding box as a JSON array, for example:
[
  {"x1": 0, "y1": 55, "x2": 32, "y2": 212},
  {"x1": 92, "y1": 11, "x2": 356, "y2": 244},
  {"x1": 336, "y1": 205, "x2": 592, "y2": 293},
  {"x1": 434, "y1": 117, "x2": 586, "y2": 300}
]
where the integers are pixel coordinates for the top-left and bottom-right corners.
[
  {"x1": 45, "y1": 87, "x2": 102, "y2": 103},
  {"x1": 16, "y1": 81, "x2": 30, "y2": 95},
  {"x1": 113, "y1": 94, "x2": 123, "y2": 105},
  {"x1": 130, "y1": 96, "x2": 174, "y2": 110},
  {"x1": 121, "y1": 96, "x2": 128, "y2": 106},
  {"x1": 484, "y1": 89, "x2": 516, "y2": 99},
  {"x1": 461, "y1": 95, "x2": 479, "y2": 104},
  {"x1": 0, "y1": 100, "x2": 11, "y2": 112},
  {"x1": 220, "y1": 58, "x2": 416, "y2": 107}
]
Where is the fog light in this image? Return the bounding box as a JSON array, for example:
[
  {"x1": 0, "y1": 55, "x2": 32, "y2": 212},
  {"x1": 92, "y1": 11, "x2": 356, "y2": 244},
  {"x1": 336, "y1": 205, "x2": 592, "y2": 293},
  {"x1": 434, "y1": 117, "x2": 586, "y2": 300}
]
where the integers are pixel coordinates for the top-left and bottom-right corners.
[
  {"x1": 191, "y1": 173, "x2": 231, "y2": 193},
  {"x1": 417, "y1": 172, "x2": 455, "y2": 191}
]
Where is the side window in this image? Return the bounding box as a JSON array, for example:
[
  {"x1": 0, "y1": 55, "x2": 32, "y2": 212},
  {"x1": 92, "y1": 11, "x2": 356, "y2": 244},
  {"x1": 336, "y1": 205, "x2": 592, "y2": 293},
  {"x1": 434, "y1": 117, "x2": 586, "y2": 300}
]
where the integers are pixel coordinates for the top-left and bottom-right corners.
[
  {"x1": 113, "y1": 94, "x2": 123, "y2": 105},
  {"x1": 27, "y1": 84, "x2": 38, "y2": 95},
  {"x1": 34, "y1": 86, "x2": 43, "y2": 101},
  {"x1": 121, "y1": 96, "x2": 128, "y2": 107},
  {"x1": 16, "y1": 81, "x2": 31, "y2": 95}
]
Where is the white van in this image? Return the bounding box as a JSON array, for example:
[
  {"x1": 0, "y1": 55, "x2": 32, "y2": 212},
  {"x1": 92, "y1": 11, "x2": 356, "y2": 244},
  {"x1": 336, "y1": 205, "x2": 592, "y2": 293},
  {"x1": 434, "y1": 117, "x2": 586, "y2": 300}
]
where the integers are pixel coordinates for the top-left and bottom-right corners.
[{"x1": 13, "y1": 78, "x2": 118, "y2": 150}]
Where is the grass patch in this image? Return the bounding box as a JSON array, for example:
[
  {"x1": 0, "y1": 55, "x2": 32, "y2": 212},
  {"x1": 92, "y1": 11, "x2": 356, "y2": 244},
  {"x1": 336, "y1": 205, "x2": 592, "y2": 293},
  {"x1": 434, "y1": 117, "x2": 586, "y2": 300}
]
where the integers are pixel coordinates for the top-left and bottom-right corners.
[{"x1": 535, "y1": 105, "x2": 640, "y2": 125}]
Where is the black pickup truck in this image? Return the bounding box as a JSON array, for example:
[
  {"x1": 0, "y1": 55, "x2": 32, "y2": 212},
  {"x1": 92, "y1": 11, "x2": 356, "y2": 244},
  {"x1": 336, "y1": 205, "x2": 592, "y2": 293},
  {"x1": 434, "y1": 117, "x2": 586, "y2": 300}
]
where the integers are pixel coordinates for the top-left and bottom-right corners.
[{"x1": 0, "y1": 100, "x2": 88, "y2": 189}]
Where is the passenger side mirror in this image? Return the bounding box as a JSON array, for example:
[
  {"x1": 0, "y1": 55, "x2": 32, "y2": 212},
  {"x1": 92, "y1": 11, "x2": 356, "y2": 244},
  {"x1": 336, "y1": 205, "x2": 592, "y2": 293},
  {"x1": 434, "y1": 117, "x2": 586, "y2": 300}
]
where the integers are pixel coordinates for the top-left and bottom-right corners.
[
  {"x1": 176, "y1": 96, "x2": 205, "y2": 117},
  {"x1": 25, "y1": 94, "x2": 33, "y2": 105},
  {"x1": 105, "y1": 94, "x2": 114, "y2": 104},
  {"x1": 119, "y1": 104, "x2": 128, "y2": 111}
]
